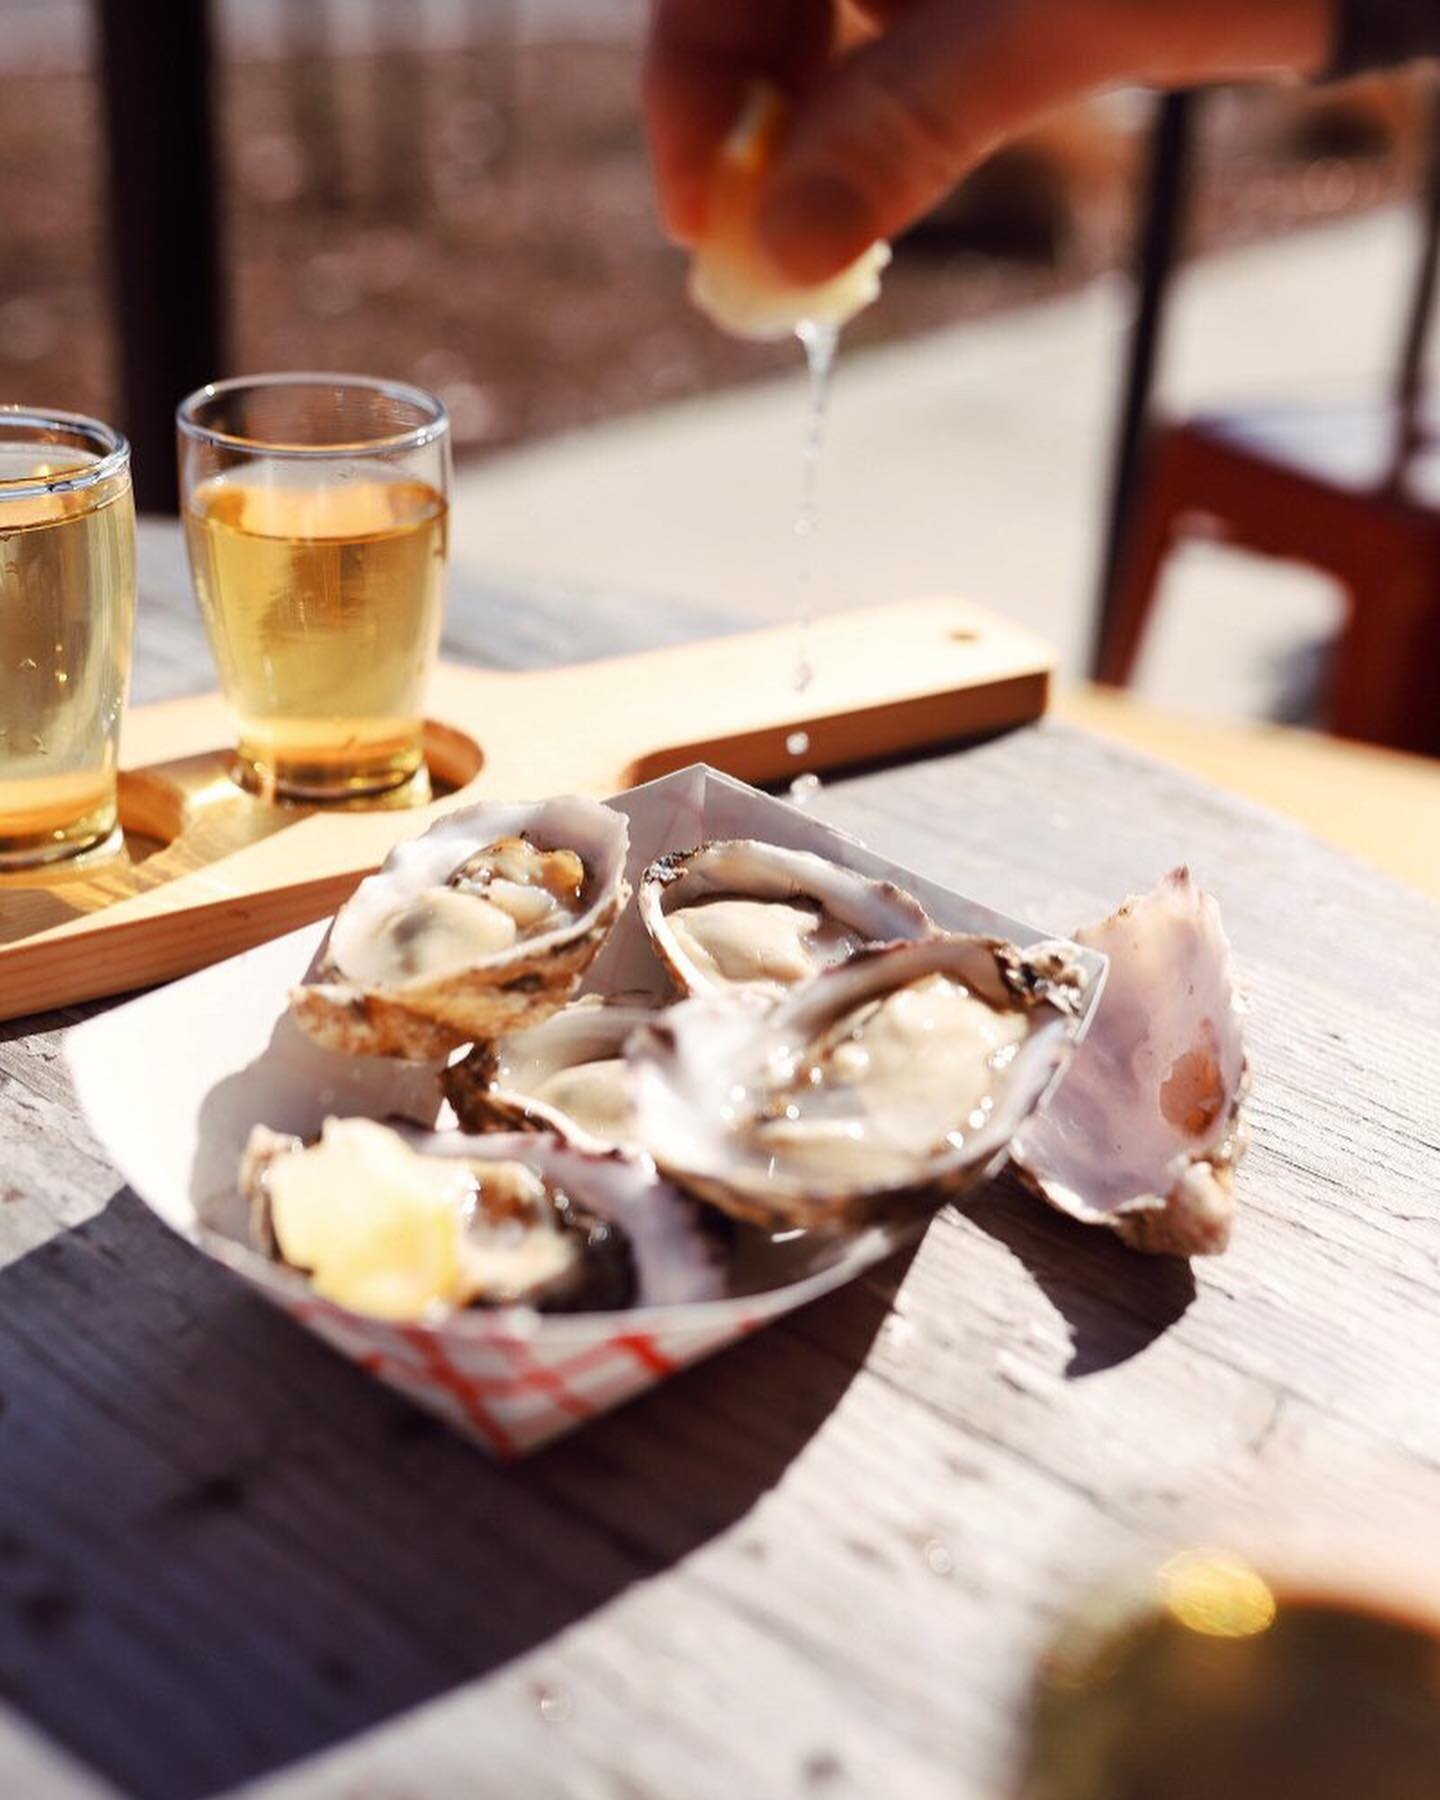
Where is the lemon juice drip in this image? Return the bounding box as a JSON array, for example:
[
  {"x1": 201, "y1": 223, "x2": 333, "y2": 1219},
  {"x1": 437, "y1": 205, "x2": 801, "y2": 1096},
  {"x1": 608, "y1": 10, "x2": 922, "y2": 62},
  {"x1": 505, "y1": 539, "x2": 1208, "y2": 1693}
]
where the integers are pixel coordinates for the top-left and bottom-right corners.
[{"x1": 788, "y1": 320, "x2": 837, "y2": 806}]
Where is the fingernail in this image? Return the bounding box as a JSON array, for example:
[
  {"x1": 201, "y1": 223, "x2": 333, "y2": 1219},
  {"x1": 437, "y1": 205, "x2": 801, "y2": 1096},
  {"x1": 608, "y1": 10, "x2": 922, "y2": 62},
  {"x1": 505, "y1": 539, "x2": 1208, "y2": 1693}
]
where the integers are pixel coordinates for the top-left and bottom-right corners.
[{"x1": 758, "y1": 173, "x2": 875, "y2": 284}]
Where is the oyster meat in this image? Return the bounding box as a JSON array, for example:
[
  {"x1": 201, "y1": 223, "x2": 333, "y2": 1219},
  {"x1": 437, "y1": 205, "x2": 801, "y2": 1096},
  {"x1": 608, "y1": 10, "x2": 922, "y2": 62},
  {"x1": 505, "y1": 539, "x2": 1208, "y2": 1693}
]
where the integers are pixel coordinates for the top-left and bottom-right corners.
[
  {"x1": 243, "y1": 1117, "x2": 631, "y2": 1319},
  {"x1": 1013, "y1": 868, "x2": 1248, "y2": 1257},
  {"x1": 444, "y1": 992, "x2": 658, "y2": 1151},
  {"x1": 639, "y1": 839, "x2": 934, "y2": 1002},
  {"x1": 290, "y1": 795, "x2": 630, "y2": 1059},
  {"x1": 242, "y1": 1116, "x2": 724, "y2": 1319},
  {"x1": 628, "y1": 933, "x2": 1095, "y2": 1229}
]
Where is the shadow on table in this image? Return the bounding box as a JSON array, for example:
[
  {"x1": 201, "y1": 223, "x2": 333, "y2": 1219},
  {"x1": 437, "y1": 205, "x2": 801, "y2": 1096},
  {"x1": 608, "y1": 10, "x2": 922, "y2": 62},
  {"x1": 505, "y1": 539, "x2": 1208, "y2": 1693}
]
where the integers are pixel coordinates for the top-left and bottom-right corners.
[
  {"x1": 0, "y1": 1187, "x2": 898, "y2": 1800},
  {"x1": 968, "y1": 1172, "x2": 1196, "y2": 1375}
]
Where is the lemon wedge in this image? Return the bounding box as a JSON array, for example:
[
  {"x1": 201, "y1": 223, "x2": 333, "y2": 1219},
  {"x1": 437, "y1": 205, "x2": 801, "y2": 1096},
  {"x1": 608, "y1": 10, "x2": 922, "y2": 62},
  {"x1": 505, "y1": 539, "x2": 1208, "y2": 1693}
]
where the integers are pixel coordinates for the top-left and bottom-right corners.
[
  {"x1": 689, "y1": 83, "x2": 890, "y2": 341},
  {"x1": 267, "y1": 1117, "x2": 470, "y2": 1321}
]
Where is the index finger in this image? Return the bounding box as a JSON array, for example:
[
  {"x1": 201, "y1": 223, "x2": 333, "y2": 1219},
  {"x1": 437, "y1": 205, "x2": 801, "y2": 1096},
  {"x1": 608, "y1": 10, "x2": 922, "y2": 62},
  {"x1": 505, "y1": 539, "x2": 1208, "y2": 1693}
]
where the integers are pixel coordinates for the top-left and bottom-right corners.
[{"x1": 643, "y1": 0, "x2": 834, "y2": 242}]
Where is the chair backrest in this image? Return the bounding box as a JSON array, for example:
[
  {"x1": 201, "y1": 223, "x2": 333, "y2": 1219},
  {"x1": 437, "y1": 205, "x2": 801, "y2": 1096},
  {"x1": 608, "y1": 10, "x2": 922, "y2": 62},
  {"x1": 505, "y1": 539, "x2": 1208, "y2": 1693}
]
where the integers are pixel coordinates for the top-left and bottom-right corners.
[{"x1": 1094, "y1": 74, "x2": 1440, "y2": 667}]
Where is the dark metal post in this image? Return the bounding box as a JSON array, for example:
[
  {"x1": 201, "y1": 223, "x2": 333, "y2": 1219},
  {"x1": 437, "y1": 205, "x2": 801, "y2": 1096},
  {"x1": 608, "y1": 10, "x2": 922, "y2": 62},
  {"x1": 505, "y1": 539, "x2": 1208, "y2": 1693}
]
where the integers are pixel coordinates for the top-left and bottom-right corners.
[
  {"x1": 1089, "y1": 89, "x2": 1198, "y2": 678},
  {"x1": 1389, "y1": 80, "x2": 1440, "y2": 478},
  {"x1": 95, "y1": 0, "x2": 226, "y2": 514}
]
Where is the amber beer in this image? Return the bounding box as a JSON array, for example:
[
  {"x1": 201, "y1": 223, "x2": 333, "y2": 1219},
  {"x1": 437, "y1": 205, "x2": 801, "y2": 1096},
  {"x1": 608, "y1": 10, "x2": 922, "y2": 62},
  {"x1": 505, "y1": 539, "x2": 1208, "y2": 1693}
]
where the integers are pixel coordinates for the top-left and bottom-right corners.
[
  {"x1": 178, "y1": 376, "x2": 451, "y2": 803},
  {"x1": 0, "y1": 415, "x2": 135, "y2": 868},
  {"x1": 184, "y1": 467, "x2": 446, "y2": 799},
  {"x1": 1020, "y1": 1550, "x2": 1440, "y2": 1800}
]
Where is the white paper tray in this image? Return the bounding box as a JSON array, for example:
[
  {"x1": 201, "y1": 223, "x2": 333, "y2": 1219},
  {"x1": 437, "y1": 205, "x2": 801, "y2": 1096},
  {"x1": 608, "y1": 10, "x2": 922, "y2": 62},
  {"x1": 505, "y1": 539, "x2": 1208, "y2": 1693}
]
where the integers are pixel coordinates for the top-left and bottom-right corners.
[{"x1": 66, "y1": 766, "x2": 1105, "y2": 1458}]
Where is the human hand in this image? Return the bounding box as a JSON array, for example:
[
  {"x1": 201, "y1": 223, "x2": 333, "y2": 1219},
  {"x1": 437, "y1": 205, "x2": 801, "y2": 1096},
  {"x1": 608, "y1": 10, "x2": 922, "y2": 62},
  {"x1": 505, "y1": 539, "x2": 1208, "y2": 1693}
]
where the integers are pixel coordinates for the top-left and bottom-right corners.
[{"x1": 645, "y1": 0, "x2": 1331, "y2": 282}]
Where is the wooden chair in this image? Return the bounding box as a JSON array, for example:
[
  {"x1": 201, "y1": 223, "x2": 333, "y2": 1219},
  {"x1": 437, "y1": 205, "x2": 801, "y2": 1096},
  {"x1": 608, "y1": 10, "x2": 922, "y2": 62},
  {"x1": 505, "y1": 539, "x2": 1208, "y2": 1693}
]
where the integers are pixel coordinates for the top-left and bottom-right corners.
[{"x1": 1093, "y1": 86, "x2": 1440, "y2": 756}]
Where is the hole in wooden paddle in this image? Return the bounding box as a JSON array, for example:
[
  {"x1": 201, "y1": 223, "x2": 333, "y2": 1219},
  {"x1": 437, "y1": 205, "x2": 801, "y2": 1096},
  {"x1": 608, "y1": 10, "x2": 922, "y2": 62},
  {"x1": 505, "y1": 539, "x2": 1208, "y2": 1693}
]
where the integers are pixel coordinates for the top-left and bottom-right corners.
[
  {"x1": 0, "y1": 720, "x2": 486, "y2": 949},
  {"x1": 421, "y1": 719, "x2": 484, "y2": 797}
]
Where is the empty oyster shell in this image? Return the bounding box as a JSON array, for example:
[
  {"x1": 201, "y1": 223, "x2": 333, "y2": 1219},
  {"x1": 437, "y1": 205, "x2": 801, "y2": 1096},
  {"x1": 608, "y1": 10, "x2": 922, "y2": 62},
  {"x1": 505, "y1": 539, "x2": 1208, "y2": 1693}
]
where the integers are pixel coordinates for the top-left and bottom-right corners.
[
  {"x1": 290, "y1": 796, "x2": 630, "y2": 1060},
  {"x1": 1013, "y1": 868, "x2": 1248, "y2": 1257},
  {"x1": 689, "y1": 83, "x2": 890, "y2": 342},
  {"x1": 444, "y1": 992, "x2": 657, "y2": 1151},
  {"x1": 639, "y1": 839, "x2": 934, "y2": 1003},
  {"x1": 241, "y1": 1116, "x2": 724, "y2": 1320},
  {"x1": 628, "y1": 933, "x2": 1095, "y2": 1229}
]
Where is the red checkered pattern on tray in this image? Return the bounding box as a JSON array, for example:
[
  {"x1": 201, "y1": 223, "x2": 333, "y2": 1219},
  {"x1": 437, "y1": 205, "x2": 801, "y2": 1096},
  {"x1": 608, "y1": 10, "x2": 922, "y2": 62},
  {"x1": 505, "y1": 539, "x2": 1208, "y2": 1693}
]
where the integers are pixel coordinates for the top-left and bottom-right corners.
[{"x1": 279, "y1": 1296, "x2": 756, "y2": 1458}]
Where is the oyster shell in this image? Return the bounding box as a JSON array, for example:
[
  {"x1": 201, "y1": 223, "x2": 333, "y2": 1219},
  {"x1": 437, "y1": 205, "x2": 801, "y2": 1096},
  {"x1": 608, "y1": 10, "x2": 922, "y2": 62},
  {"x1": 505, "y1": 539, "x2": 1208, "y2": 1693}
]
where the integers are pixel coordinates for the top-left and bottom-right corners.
[
  {"x1": 639, "y1": 839, "x2": 934, "y2": 1002},
  {"x1": 444, "y1": 992, "x2": 657, "y2": 1151},
  {"x1": 1013, "y1": 869, "x2": 1248, "y2": 1257},
  {"x1": 241, "y1": 1116, "x2": 724, "y2": 1319},
  {"x1": 628, "y1": 933, "x2": 1095, "y2": 1229},
  {"x1": 290, "y1": 796, "x2": 630, "y2": 1060}
]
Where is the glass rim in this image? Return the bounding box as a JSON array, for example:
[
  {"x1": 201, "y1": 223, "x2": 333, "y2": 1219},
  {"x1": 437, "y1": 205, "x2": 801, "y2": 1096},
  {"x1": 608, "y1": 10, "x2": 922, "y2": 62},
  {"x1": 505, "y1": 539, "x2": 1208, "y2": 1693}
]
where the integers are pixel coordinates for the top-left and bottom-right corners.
[
  {"x1": 0, "y1": 406, "x2": 131, "y2": 502},
  {"x1": 176, "y1": 371, "x2": 450, "y2": 459}
]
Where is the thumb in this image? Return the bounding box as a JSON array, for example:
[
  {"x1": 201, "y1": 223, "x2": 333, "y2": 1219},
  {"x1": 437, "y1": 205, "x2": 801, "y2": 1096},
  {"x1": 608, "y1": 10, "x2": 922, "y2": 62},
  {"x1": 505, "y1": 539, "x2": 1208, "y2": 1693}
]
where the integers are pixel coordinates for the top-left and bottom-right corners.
[{"x1": 757, "y1": 0, "x2": 1094, "y2": 283}]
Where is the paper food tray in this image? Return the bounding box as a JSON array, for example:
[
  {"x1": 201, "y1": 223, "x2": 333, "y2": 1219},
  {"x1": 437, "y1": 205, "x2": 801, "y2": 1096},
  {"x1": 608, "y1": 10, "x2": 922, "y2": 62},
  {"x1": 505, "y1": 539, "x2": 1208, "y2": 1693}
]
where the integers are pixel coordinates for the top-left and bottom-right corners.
[{"x1": 66, "y1": 765, "x2": 1106, "y2": 1458}]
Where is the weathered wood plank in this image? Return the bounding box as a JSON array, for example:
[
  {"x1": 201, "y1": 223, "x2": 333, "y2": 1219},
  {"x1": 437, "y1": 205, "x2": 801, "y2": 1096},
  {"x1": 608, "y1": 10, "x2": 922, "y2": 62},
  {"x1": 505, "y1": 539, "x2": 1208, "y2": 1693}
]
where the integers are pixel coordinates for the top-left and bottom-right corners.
[{"x1": 1, "y1": 526, "x2": 1438, "y2": 1800}]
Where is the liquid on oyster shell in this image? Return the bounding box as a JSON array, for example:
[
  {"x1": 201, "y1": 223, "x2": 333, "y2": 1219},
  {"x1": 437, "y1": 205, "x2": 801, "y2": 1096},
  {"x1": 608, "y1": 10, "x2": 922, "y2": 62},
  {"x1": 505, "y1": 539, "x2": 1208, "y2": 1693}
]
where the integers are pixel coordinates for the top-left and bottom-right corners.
[
  {"x1": 241, "y1": 1116, "x2": 724, "y2": 1320},
  {"x1": 627, "y1": 932, "x2": 1096, "y2": 1229},
  {"x1": 1013, "y1": 868, "x2": 1248, "y2": 1257},
  {"x1": 747, "y1": 973, "x2": 1032, "y2": 1189},
  {"x1": 444, "y1": 992, "x2": 659, "y2": 1152},
  {"x1": 639, "y1": 839, "x2": 934, "y2": 1002},
  {"x1": 290, "y1": 795, "x2": 630, "y2": 1060},
  {"x1": 689, "y1": 83, "x2": 891, "y2": 342}
]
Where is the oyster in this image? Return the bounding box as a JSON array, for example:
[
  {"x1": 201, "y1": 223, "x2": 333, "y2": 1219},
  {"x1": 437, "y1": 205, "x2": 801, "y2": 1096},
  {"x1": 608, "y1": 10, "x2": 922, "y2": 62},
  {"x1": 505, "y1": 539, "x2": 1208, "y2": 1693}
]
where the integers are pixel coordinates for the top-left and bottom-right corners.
[
  {"x1": 1013, "y1": 868, "x2": 1248, "y2": 1257},
  {"x1": 639, "y1": 839, "x2": 933, "y2": 1002},
  {"x1": 689, "y1": 83, "x2": 890, "y2": 342},
  {"x1": 628, "y1": 933, "x2": 1095, "y2": 1229},
  {"x1": 241, "y1": 1116, "x2": 724, "y2": 1320},
  {"x1": 444, "y1": 992, "x2": 657, "y2": 1151},
  {"x1": 290, "y1": 796, "x2": 630, "y2": 1059}
]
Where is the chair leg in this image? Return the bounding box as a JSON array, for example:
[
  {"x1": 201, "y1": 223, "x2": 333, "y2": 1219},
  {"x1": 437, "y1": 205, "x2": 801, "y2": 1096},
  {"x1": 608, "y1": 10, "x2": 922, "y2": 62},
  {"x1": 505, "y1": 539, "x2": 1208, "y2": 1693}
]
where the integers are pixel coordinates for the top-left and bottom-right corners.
[
  {"x1": 1327, "y1": 561, "x2": 1439, "y2": 750},
  {"x1": 1094, "y1": 440, "x2": 1189, "y2": 687}
]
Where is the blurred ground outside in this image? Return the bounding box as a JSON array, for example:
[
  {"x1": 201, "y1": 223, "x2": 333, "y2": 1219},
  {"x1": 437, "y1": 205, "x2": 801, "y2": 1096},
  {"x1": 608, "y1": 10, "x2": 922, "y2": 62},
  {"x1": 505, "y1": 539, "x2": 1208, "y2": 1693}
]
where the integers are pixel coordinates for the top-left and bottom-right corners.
[
  {"x1": 452, "y1": 203, "x2": 1418, "y2": 721},
  {"x1": 2, "y1": 2, "x2": 1436, "y2": 762},
  {"x1": 2, "y1": 3, "x2": 1427, "y2": 451}
]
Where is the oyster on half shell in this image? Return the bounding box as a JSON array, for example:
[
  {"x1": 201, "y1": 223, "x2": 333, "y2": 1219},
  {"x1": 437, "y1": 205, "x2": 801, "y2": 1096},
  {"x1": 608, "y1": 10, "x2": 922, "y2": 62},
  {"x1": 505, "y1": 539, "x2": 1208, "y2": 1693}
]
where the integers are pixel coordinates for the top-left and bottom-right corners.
[
  {"x1": 639, "y1": 839, "x2": 935, "y2": 1003},
  {"x1": 241, "y1": 1116, "x2": 724, "y2": 1321},
  {"x1": 444, "y1": 992, "x2": 658, "y2": 1152},
  {"x1": 290, "y1": 796, "x2": 630, "y2": 1060},
  {"x1": 627, "y1": 932, "x2": 1096, "y2": 1230},
  {"x1": 1013, "y1": 868, "x2": 1248, "y2": 1257}
]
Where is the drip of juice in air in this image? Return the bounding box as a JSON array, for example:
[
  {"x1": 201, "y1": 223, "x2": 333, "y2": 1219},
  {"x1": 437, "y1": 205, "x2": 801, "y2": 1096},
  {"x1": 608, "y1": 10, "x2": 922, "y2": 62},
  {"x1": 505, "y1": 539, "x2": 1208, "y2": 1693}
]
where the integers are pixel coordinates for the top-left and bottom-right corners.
[{"x1": 788, "y1": 320, "x2": 837, "y2": 805}]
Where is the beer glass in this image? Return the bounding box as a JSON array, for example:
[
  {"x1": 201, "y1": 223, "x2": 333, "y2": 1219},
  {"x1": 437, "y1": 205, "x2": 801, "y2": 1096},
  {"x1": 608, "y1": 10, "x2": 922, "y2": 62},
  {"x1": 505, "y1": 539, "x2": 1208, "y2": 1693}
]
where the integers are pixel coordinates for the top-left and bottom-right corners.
[
  {"x1": 1017, "y1": 1474, "x2": 1440, "y2": 1800},
  {"x1": 177, "y1": 374, "x2": 450, "y2": 803},
  {"x1": 0, "y1": 408, "x2": 135, "y2": 868}
]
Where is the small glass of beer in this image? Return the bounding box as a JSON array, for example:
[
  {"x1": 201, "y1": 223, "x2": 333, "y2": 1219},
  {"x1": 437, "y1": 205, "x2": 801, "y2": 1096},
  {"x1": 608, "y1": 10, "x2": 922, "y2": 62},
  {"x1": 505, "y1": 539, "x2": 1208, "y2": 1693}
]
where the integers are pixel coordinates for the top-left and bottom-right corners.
[
  {"x1": 1018, "y1": 1505, "x2": 1440, "y2": 1800},
  {"x1": 177, "y1": 374, "x2": 450, "y2": 803},
  {"x1": 0, "y1": 408, "x2": 136, "y2": 869}
]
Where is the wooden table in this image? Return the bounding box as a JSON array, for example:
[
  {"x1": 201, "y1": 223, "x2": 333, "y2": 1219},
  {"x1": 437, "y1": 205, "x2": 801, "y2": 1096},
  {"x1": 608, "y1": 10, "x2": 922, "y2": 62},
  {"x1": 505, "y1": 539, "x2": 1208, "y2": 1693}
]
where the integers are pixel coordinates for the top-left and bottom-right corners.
[
  {"x1": 3, "y1": 522, "x2": 1439, "y2": 1800},
  {"x1": 1057, "y1": 684, "x2": 1440, "y2": 902}
]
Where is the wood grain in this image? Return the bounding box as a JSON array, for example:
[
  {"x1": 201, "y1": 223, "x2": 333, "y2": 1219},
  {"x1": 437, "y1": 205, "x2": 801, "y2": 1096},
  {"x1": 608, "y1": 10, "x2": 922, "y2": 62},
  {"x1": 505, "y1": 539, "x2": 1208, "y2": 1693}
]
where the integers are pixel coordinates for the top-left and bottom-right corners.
[
  {"x1": 1057, "y1": 683, "x2": 1440, "y2": 900},
  {"x1": 0, "y1": 522, "x2": 1438, "y2": 1800}
]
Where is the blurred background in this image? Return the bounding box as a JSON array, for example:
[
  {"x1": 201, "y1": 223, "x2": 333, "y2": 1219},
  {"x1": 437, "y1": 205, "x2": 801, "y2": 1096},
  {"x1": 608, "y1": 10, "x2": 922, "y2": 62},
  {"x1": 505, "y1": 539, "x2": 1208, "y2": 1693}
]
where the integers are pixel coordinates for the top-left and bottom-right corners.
[{"x1": 3, "y1": 0, "x2": 1438, "y2": 761}]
